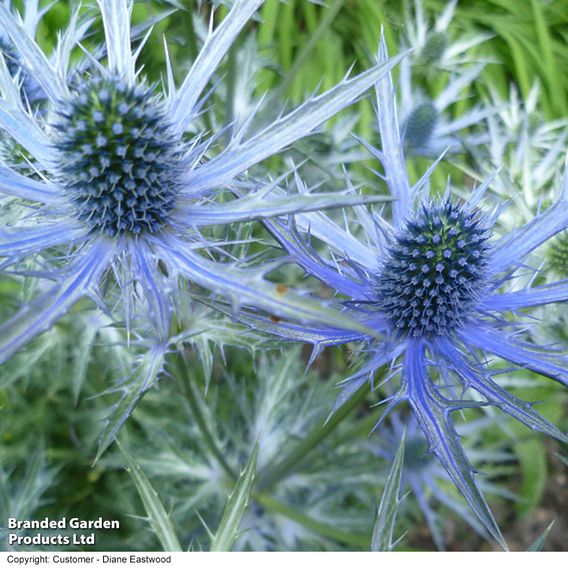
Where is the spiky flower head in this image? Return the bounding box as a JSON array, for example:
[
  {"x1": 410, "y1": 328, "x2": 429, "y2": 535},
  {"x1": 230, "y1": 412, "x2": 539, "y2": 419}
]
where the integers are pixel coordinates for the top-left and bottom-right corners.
[
  {"x1": 404, "y1": 0, "x2": 491, "y2": 70},
  {"x1": 419, "y1": 31, "x2": 448, "y2": 65},
  {"x1": 375, "y1": 200, "x2": 491, "y2": 337},
  {"x1": 0, "y1": 0, "x2": 401, "y2": 375},
  {"x1": 54, "y1": 75, "x2": 183, "y2": 236},
  {"x1": 396, "y1": 56, "x2": 490, "y2": 156},
  {"x1": 394, "y1": 1, "x2": 492, "y2": 158},
  {"x1": 241, "y1": 37, "x2": 568, "y2": 549},
  {"x1": 402, "y1": 101, "x2": 438, "y2": 151}
]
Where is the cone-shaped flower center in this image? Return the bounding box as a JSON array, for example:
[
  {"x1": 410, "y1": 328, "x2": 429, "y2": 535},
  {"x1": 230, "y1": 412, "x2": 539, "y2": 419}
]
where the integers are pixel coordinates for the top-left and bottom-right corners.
[
  {"x1": 375, "y1": 201, "x2": 490, "y2": 337},
  {"x1": 54, "y1": 75, "x2": 183, "y2": 236},
  {"x1": 403, "y1": 102, "x2": 438, "y2": 150}
]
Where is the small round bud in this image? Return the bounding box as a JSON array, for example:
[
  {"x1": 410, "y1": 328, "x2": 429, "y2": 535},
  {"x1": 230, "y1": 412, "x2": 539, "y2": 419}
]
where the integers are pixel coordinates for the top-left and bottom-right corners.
[{"x1": 403, "y1": 102, "x2": 438, "y2": 150}]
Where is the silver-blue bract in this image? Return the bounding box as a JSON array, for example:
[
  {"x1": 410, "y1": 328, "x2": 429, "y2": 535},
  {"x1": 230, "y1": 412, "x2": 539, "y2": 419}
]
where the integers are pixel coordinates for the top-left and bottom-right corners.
[
  {"x1": 0, "y1": 0, "x2": 401, "y2": 362},
  {"x1": 240, "y1": 37, "x2": 568, "y2": 549},
  {"x1": 369, "y1": 413, "x2": 515, "y2": 550},
  {"x1": 0, "y1": 0, "x2": 53, "y2": 106}
]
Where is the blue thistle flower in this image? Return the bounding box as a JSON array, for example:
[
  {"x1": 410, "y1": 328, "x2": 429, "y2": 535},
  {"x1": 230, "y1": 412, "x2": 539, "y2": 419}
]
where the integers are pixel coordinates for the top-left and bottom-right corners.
[
  {"x1": 233, "y1": 38, "x2": 568, "y2": 548},
  {"x1": 404, "y1": 0, "x2": 492, "y2": 70},
  {"x1": 0, "y1": 0, "x2": 401, "y2": 363},
  {"x1": 401, "y1": 101, "x2": 439, "y2": 151},
  {"x1": 397, "y1": 55, "x2": 492, "y2": 156},
  {"x1": 53, "y1": 75, "x2": 184, "y2": 236},
  {"x1": 374, "y1": 199, "x2": 492, "y2": 338}
]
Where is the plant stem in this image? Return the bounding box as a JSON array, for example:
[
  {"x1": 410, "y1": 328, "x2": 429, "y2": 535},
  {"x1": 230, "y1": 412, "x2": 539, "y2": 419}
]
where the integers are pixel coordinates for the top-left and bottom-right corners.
[
  {"x1": 256, "y1": 492, "x2": 370, "y2": 548},
  {"x1": 175, "y1": 351, "x2": 237, "y2": 480},
  {"x1": 257, "y1": 383, "x2": 368, "y2": 490}
]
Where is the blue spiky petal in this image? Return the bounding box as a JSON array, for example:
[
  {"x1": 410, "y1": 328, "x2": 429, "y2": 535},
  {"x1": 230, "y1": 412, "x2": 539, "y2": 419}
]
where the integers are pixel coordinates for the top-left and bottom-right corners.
[
  {"x1": 239, "y1": 35, "x2": 568, "y2": 549},
  {"x1": 0, "y1": 0, "x2": 406, "y2": 375}
]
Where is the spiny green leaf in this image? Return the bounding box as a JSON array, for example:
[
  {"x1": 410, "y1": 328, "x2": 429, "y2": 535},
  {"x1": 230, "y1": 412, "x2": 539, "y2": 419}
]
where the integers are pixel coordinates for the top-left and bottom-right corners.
[
  {"x1": 118, "y1": 441, "x2": 182, "y2": 552},
  {"x1": 371, "y1": 430, "x2": 405, "y2": 551},
  {"x1": 210, "y1": 443, "x2": 259, "y2": 552},
  {"x1": 528, "y1": 520, "x2": 555, "y2": 551},
  {"x1": 96, "y1": 346, "x2": 166, "y2": 463}
]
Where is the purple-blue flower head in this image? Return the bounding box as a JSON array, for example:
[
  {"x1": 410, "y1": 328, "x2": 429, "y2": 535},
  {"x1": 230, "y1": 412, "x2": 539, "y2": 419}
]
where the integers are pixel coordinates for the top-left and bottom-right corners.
[
  {"x1": 53, "y1": 75, "x2": 183, "y2": 237},
  {"x1": 374, "y1": 199, "x2": 492, "y2": 338},
  {"x1": 0, "y1": 0, "x2": 402, "y2": 362},
  {"x1": 237, "y1": 38, "x2": 568, "y2": 549}
]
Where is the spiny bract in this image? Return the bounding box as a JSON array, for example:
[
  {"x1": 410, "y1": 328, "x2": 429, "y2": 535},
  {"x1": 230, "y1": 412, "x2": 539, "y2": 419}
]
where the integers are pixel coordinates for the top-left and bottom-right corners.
[
  {"x1": 243, "y1": 36, "x2": 568, "y2": 550},
  {"x1": 0, "y1": 0, "x2": 402, "y2": 373}
]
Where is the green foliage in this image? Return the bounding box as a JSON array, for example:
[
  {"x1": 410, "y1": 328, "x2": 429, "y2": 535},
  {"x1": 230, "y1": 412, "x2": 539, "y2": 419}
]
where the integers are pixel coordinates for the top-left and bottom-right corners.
[
  {"x1": 118, "y1": 441, "x2": 182, "y2": 552},
  {"x1": 210, "y1": 444, "x2": 258, "y2": 551},
  {"x1": 1, "y1": 0, "x2": 567, "y2": 553},
  {"x1": 371, "y1": 432, "x2": 405, "y2": 551}
]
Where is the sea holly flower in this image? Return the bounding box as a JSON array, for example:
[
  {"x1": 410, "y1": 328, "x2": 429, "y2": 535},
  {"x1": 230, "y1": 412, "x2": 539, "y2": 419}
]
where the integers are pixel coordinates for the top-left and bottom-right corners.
[
  {"x1": 0, "y1": 0, "x2": 402, "y2": 364},
  {"x1": 396, "y1": 1, "x2": 494, "y2": 157},
  {"x1": 404, "y1": 0, "x2": 492, "y2": 69},
  {"x1": 397, "y1": 54, "x2": 491, "y2": 156},
  {"x1": 232, "y1": 38, "x2": 568, "y2": 548}
]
